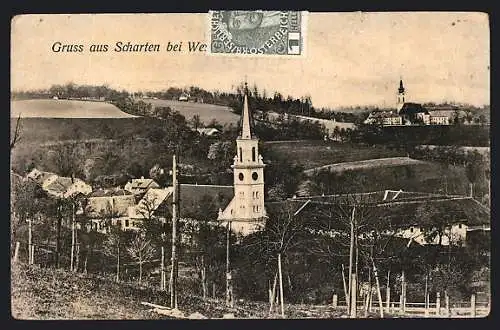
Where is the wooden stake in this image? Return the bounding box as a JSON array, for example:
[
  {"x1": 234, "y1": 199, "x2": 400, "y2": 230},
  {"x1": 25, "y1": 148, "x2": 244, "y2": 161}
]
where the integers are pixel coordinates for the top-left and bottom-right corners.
[
  {"x1": 269, "y1": 271, "x2": 278, "y2": 313},
  {"x1": 348, "y1": 207, "x2": 355, "y2": 314},
  {"x1": 471, "y1": 294, "x2": 476, "y2": 317},
  {"x1": 161, "y1": 246, "x2": 165, "y2": 290},
  {"x1": 386, "y1": 270, "x2": 390, "y2": 313},
  {"x1": 341, "y1": 264, "x2": 349, "y2": 311},
  {"x1": 28, "y1": 218, "x2": 32, "y2": 265},
  {"x1": 436, "y1": 292, "x2": 441, "y2": 316},
  {"x1": 170, "y1": 154, "x2": 178, "y2": 309},
  {"x1": 13, "y1": 241, "x2": 20, "y2": 263},
  {"x1": 372, "y1": 258, "x2": 385, "y2": 318},
  {"x1": 70, "y1": 203, "x2": 75, "y2": 272},
  {"x1": 350, "y1": 273, "x2": 357, "y2": 318},
  {"x1": 278, "y1": 253, "x2": 285, "y2": 318}
]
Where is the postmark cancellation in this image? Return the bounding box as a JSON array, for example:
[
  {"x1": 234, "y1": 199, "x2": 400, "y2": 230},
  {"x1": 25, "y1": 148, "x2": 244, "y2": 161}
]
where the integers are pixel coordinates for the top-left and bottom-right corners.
[{"x1": 209, "y1": 11, "x2": 306, "y2": 56}]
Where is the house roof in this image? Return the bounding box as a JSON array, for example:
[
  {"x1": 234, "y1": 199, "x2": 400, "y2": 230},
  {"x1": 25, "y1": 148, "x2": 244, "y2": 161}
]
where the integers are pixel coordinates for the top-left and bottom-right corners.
[
  {"x1": 398, "y1": 103, "x2": 429, "y2": 116},
  {"x1": 271, "y1": 191, "x2": 489, "y2": 231},
  {"x1": 428, "y1": 110, "x2": 454, "y2": 118},
  {"x1": 126, "y1": 178, "x2": 159, "y2": 190},
  {"x1": 44, "y1": 176, "x2": 74, "y2": 196},
  {"x1": 86, "y1": 193, "x2": 137, "y2": 218},
  {"x1": 27, "y1": 168, "x2": 57, "y2": 186},
  {"x1": 89, "y1": 189, "x2": 133, "y2": 198},
  {"x1": 197, "y1": 128, "x2": 220, "y2": 136}
]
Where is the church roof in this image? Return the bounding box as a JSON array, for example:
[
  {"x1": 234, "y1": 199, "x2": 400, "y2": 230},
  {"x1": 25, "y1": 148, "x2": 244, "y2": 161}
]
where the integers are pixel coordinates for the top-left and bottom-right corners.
[
  {"x1": 129, "y1": 184, "x2": 233, "y2": 219},
  {"x1": 398, "y1": 102, "x2": 429, "y2": 116}
]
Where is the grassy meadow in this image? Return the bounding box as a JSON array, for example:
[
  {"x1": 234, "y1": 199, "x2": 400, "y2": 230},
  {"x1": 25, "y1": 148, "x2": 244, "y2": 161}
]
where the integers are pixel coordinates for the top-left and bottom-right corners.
[{"x1": 11, "y1": 99, "x2": 138, "y2": 118}]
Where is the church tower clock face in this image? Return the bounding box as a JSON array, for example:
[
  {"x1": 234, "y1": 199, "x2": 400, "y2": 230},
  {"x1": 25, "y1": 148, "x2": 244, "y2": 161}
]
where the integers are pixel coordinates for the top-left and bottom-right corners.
[
  {"x1": 238, "y1": 172, "x2": 244, "y2": 181},
  {"x1": 252, "y1": 172, "x2": 258, "y2": 181}
]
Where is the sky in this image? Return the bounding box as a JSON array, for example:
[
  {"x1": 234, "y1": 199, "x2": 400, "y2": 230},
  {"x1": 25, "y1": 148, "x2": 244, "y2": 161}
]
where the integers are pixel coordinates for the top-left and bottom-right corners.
[{"x1": 11, "y1": 12, "x2": 490, "y2": 108}]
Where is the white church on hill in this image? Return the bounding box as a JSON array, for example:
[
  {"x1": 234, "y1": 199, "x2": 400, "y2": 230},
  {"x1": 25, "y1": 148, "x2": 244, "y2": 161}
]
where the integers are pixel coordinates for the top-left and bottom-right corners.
[{"x1": 218, "y1": 83, "x2": 267, "y2": 236}]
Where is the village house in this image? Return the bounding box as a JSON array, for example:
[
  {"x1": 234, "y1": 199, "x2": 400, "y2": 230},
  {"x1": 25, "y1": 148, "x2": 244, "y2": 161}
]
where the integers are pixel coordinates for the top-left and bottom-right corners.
[
  {"x1": 124, "y1": 177, "x2": 160, "y2": 196},
  {"x1": 82, "y1": 188, "x2": 137, "y2": 233},
  {"x1": 27, "y1": 168, "x2": 92, "y2": 198},
  {"x1": 196, "y1": 127, "x2": 221, "y2": 137},
  {"x1": 365, "y1": 80, "x2": 459, "y2": 126}
]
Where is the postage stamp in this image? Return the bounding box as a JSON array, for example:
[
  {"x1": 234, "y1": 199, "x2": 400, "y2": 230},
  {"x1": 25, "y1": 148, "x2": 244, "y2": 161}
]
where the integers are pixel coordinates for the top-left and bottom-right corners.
[{"x1": 209, "y1": 11, "x2": 305, "y2": 56}]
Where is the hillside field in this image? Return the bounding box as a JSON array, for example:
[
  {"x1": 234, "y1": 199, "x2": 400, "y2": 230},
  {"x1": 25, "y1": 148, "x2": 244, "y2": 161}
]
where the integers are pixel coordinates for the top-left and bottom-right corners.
[
  {"x1": 11, "y1": 99, "x2": 138, "y2": 118},
  {"x1": 264, "y1": 140, "x2": 406, "y2": 170},
  {"x1": 144, "y1": 99, "x2": 240, "y2": 126}
]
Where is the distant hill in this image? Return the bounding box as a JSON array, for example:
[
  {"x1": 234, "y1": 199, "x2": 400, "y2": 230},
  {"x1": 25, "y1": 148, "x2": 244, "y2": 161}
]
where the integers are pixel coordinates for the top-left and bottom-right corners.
[
  {"x1": 144, "y1": 99, "x2": 239, "y2": 126},
  {"x1": 11, "y1": 99, "x2": 138, "y2": 119}
]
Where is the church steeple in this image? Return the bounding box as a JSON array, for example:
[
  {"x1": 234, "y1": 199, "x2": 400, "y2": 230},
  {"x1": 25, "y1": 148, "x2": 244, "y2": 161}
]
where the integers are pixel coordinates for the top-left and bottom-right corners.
[
  {"x1": 241, "y1": 82, "x2": 253, "y2": 139},
  {"x1": 397, "y1": 78, "x2": 406, "y2": 111},
  {"x1": 217, "y1": 80, "x2": 267, "y2": 236}
]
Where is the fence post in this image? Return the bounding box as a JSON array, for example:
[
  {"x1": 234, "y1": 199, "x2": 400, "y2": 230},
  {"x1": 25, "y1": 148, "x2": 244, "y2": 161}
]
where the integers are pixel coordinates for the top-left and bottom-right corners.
[
  {"x1": 425, "y1": 293, "x2": 429, "y2": 317},
  {"x1": 436, "y1": 292, "x2": 441, "y2": 316},
  {"x1": 332, "y1": 294, "x2": 338, "y2": 308},
  {"x1": 471, "y1": 294, "x2": 476, "y2": 317},
  {"x1": 386, "y1": 287, "x2": 390, "y2": 312},
  {"x1": 13, "y1": 241, "x2": 20, "y2": 263},
  {"x1": 399, "y1": 294, "x2": 403, "y2": 313},
  {"x1": 350, "y1": 273, "x2": 357, "y2": 318},
  {"x1": 445, "y1": 292, "x2": 450, "y2": 317}
]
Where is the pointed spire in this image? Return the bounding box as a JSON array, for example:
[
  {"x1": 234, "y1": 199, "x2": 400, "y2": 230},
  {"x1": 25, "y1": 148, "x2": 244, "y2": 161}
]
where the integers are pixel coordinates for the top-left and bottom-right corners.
[
  {"x1": 398, "y1": 79, "x2": 405, "y2": 94},
  {"x1": 241, "y1": 81, "x2": 252, "y2": 139}
]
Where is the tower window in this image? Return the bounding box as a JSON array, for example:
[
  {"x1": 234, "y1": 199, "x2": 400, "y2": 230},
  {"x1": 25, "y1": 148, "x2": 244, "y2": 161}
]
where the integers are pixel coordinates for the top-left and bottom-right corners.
[
  {"x1": 239, "y1": 147, "x2": 243, "y2": 162},
  {"x1": 252, "y1": 172, "x2": 258, "y2": 181},
  {"x1": 238, "y1": 173, "x2": 244, "y2": 181},
  {"x1": 252, "y1": 147, "x2": 256, "y2": 162}
]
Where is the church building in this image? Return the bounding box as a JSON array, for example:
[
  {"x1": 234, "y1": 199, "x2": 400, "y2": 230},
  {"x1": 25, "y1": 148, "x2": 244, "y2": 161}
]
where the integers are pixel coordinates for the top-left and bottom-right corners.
[{"x1": 218, "y1": 83, "x2": 267, "y2": 236}]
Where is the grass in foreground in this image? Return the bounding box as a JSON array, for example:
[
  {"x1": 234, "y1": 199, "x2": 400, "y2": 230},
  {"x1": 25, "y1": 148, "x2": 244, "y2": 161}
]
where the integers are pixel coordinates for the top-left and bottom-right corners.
[{"x1": 11, "y1": 262, "x2": 358, "y2": 319}]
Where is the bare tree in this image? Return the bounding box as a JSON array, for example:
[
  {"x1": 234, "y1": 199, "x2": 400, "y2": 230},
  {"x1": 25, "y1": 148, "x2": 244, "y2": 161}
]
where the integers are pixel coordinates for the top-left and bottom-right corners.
[{"x1": 127, "y1": 233, "x2": 156, "y2": 285}]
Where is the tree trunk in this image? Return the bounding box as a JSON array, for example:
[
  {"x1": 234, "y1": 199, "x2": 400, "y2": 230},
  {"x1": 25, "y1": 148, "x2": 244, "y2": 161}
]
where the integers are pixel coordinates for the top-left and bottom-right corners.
[{"x1": 139, "y1": 261, "x2": 142, "y2": 285}]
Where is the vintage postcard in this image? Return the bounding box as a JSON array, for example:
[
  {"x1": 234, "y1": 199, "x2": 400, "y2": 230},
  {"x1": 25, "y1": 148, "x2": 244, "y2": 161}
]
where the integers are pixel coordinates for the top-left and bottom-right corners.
[{"x1": 10, "y1": 12, "x2": 490, "y2": 319}]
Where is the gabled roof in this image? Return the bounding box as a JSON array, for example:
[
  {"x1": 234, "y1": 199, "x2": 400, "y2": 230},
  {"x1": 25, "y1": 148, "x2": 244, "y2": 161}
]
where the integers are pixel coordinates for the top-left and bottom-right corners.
[
  {"x1": 125, "y1": 178, "x2": 160, "y2": 190},
  {"x1": 398, "y1": 103, "x2": 429, "y2": 116},
  {"x1": 44, "y1": 176, "x2": 74, "y2": 195},
  {"x1": 271, "y1": 191, "x2": 489, "y2": 231},
  {"x1": 197, "y1": 128, "x2": 220, "y2": 136}
]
